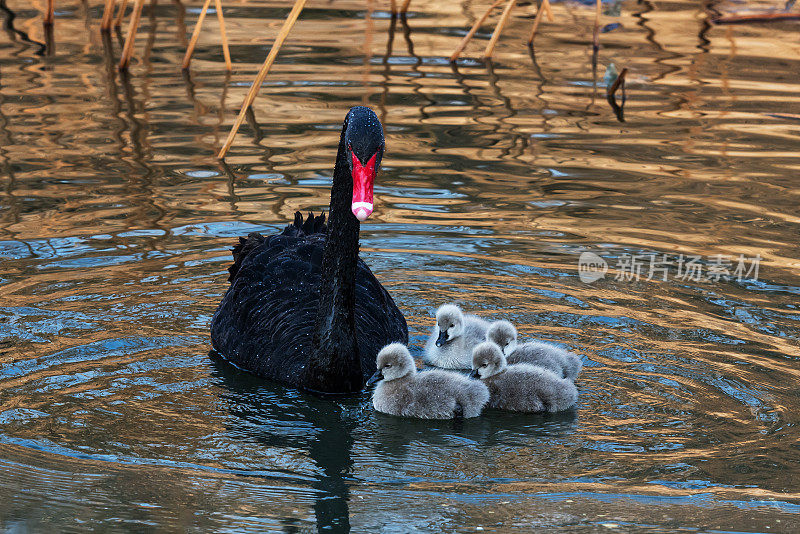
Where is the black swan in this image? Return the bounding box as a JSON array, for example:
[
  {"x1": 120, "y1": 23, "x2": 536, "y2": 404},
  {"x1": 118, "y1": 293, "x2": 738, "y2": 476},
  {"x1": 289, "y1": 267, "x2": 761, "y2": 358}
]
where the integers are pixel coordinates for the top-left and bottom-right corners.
[{"x1": 210, "y1": 106, "x2": 408, "y2": 394}]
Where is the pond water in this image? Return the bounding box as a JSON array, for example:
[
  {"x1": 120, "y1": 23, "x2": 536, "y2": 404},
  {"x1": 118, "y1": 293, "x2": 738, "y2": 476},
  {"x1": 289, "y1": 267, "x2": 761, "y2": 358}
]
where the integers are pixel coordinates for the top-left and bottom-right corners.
[{"x1": 1, "y1": 0, "x2": 800, "y2": 531}]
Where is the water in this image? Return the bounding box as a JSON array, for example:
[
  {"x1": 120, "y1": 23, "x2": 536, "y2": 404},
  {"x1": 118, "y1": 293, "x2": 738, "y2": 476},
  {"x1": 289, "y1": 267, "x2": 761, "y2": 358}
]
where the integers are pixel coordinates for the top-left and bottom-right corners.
[{"x1": 1, "y1": 0, "x2": 800, "y2": 531}]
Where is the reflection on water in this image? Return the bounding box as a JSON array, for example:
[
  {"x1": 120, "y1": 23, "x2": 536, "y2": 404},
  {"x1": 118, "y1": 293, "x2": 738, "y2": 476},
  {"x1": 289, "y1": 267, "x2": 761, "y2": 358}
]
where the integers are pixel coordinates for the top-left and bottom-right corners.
[
  {"x1": 2, "y1": 0, "x2": 800, "y2": 531},
  {"x1": 210, "y1": 355, "x2": 359, "y2": 532}
]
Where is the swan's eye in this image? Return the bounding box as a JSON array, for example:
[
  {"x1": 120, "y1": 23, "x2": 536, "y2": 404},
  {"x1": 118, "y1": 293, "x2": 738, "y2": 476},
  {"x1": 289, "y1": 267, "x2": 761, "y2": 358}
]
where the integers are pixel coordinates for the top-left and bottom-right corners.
[
  {"x1": 384, "y1": 364, "x2": 392, "y2": 368},
  {"x1": 449, "y1": 324, "x2": 454, "y2": 329}
]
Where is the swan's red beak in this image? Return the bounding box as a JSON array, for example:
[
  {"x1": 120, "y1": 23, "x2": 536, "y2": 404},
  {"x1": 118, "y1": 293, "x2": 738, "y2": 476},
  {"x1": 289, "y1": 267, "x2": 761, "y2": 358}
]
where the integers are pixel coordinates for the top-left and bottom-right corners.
[{"x1": 350, "y1": 149, "x2": 377, "y2": 222}]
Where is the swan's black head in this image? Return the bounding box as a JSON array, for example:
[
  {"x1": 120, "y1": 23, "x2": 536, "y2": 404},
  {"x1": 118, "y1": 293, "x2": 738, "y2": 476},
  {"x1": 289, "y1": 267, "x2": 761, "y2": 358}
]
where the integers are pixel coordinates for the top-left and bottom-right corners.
[{"x1": 343, "y1": 106, "x2": 385, "y2": 222}]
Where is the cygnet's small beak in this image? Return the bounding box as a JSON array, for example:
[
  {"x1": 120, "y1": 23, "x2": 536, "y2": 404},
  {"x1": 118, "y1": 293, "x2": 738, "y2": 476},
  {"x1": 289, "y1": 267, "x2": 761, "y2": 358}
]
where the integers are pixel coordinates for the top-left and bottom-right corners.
[
  {"x1": 435, "y1": 330, "x2": 448, "y2": 347},
  {"x1": 468, "y1": 369, "x2": 480, "y2": 379},
  {"x1": 366, "y1": 370, "x2": 383, "y2": 386}
]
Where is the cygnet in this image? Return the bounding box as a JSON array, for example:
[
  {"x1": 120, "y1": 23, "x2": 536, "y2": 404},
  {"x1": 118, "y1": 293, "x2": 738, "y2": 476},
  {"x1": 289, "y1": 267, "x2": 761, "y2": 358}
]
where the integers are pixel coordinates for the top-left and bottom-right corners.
[
  {"x1": 486, "y1": 320, "x2": 582, "y2": 380},
  {"x1": 423, "y1": 304, "x2": 490, "y2": 369},
  {"x1": 470, "y1": 341, "x2": 577, "y2": 413},
  {"x1": 370, "y1": 343, "x2": 489, "y2": 419}
]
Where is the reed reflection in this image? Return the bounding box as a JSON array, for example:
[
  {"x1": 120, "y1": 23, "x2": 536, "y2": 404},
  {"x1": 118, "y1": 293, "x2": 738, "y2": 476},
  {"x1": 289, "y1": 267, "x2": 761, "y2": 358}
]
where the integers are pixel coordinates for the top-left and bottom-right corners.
[
  {"x1": 0, "y1": 1, "x2": 46, "y2": 56},
  {"x1": 173, "y1": 0, "x2": 188, "y2": 47},
  {"x1": 43, "y1": 21, "x2": 53, "y2": 57},
  {"x1": 218, "y1": 159, "x2": 242, "y2": 212},
  {"x1": 484, "y1": 59, "x2": 529, "y2": 160},
  {"x1": 0, "y1": 68, "x2": 19, "y2": 234}
]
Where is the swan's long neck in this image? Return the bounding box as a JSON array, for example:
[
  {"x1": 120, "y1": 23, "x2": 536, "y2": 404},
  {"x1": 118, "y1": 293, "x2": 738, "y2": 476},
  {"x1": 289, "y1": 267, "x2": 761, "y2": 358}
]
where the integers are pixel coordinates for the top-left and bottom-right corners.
[{"x1": 303, "y1": 130, "x2": 363, "y2": 393}]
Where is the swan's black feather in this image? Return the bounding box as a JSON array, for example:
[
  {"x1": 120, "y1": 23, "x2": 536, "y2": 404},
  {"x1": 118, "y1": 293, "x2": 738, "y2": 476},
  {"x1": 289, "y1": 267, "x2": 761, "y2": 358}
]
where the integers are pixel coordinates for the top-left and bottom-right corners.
[
  {"x1": 227, "y1": 213, "x2": 327, "y2": 283},
  {"x1": 211, "y1": 211, "x2": 407, "y2": 386}
]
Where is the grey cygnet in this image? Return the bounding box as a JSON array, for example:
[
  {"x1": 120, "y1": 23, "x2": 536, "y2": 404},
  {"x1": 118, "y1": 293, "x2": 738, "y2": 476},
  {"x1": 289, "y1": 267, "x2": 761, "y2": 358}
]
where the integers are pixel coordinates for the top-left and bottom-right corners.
[
  {"x1": 423, "y1": 304, "x2": 490, "y2": 369},
  {"x1": 486, "y1": 320, "x2": 582, "y2": 380},
  {"x1": 369, "y1": 343, "x2": 489, "y2": 419},
  {"x1": 470, "y1": 341, "x2": 578, "y2": 413}
]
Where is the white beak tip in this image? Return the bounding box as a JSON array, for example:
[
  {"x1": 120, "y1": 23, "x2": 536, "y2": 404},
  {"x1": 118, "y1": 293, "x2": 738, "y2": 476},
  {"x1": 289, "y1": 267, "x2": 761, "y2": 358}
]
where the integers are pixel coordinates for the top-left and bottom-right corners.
[{"x1": 352, "y1": 202, "x2": 373, "y2": 222}]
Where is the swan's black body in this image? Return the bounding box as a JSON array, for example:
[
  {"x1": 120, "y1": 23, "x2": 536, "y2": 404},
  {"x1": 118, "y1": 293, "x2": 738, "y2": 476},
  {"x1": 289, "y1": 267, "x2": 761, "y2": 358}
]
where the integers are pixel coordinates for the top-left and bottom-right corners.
[{"x1": 210, "y1": 107, "x2": 408, "y2": 394}]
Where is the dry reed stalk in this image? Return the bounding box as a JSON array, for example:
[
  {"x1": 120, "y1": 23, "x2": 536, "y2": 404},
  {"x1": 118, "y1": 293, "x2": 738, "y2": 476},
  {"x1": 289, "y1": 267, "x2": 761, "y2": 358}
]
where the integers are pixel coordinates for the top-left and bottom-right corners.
[
  {"x1": 114, "y1": 0, "x2": 129, "y2": 27},
  {"x1": 217, "y1": 0, "x2": 307, "y2": 159},
  {"x1": 592, "y1": 0, "x2": 601, "y2": 50},
  {"x1": 544, "y1": 0, "x2": 553, "y2": 21},
  {"x1": 214, "y1": 0, "x2": 232, "y2": 70},
  {"x1": 483, "y1": 0, "x2": 516, "y2": 58},
  {"x1": 44, "y1": 0, "x2": 55, "y2": 26},
  {"x1": 607, "y1": 67, "x2": 627, "y2": 97},
  {"x1": 182, "y1": 0, "x2": 212, "y2": 70},
  {"x1": 101, "y1": 0, "x2": 116, "y2": 31},
  {"x1": 400, "y1": 0, "x2": 412, "y2": 14},
  {"x1": 449, "y1": 0, "x2": 504, "y2": 62},
  {"x1": 526, "y1": 0, "x2": 552, "y2": 44},
  {"x1": 118, "y1": 0, "x2": 145, "y2": 70}
]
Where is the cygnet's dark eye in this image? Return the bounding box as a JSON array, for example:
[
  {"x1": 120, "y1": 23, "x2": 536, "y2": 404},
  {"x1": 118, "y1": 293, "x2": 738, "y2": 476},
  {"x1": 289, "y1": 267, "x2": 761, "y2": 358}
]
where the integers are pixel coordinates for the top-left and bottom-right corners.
[
  {"x1": 449, "y1": 324, "x2": 454, "y2": 329},
  {"x1": 480, "y1": 363, "x2": 487, "y2": 368},
  {"x1": 384, "y1": 364, "x2": 392, "y2": 368}
]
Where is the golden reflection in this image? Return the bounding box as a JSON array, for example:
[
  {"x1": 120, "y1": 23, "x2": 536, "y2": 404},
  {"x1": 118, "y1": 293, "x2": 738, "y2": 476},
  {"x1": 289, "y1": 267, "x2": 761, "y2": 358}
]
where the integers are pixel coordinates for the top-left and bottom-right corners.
[{"x1": 1, "y1": 1, "x2": 800, "y2": 528}]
